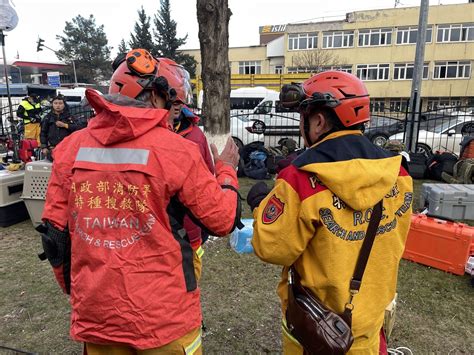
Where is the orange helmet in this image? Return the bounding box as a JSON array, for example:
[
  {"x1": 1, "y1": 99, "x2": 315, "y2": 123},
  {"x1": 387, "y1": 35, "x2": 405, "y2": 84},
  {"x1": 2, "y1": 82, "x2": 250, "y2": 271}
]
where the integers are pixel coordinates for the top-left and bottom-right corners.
[
  {"x1": 109, "y1": 49, "x2": 192, "y2": 105},
  {"x1": 280, "y1": 71, "x2": 370, "y2": 127}
]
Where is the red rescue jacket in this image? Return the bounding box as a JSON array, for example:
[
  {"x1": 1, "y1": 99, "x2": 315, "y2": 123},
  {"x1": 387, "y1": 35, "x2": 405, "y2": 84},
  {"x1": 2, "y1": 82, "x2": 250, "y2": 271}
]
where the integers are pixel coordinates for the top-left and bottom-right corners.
[
  {"x1": 42, "y1": 90, "x2": 239, "y2": 349},
  {"x1": 175, "y1": 111, "x2": 215, "y2": 248}
]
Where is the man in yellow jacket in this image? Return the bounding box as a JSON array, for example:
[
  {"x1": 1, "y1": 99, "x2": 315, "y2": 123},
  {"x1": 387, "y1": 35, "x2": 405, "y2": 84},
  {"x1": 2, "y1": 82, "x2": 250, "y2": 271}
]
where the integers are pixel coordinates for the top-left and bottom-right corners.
[
  {"x1": 248, "y1": 71, "x2": 413, "y2": 354},
  {"x1": 16, "y1": 94, "x2": 42, "y2": 142}
]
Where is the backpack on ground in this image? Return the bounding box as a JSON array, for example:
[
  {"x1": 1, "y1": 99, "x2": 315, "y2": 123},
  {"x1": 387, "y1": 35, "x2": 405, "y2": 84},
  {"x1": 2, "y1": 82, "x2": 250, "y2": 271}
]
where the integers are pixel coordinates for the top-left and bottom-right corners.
[
  {"x1": 243, "y1": 150, "x2": 270, "y2": 180},
  {"x1": 460, "y1": 137, "x2": 474, "y2": 160},
  {"x1": 427, "y1": 152, "x2": 458, "y2": 181},
  {"x1": 407, "y1": 152, "x2": 428, "y2": 179}
]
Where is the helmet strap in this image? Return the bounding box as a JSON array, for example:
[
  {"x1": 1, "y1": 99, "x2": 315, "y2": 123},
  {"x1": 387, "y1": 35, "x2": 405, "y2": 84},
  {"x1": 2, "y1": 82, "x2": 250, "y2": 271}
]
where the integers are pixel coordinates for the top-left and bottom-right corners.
[{"x1": 303, "y1": 115, "x2": 314, "y2": 147}]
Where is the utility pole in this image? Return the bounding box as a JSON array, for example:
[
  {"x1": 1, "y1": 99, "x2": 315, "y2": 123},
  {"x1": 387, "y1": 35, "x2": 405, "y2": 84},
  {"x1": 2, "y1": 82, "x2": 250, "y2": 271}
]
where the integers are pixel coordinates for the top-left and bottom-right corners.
[
  {"x1": 37, "y1": 38, "x2": 77, "y2": 87},
  {"x1": 0, "y1": 30, "x2": 20, "y2": 162},
  {"x1": 405, "y1": 0, "x2": 429, "y2": 153}
]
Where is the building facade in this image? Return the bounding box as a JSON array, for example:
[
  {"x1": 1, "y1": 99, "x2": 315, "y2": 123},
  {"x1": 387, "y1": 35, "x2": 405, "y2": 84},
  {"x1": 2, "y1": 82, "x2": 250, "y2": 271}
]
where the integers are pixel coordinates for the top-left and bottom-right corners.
[{"x1": 181, "y1": 2, "x2": 474, "y2": 111}]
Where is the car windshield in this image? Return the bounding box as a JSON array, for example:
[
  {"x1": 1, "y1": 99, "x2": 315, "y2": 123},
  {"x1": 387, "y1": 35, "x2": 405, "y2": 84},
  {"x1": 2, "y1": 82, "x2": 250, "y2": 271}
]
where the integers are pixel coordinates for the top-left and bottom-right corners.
[
  {"x1": 431, "y1": 119, "x2": 461, "y2": 133},
  {"x1": 231, "y1": 114, "x2": 250, "y2": 123},
  {"x1": 367, "y1": 117, "x2": 400, "y2": 127}
]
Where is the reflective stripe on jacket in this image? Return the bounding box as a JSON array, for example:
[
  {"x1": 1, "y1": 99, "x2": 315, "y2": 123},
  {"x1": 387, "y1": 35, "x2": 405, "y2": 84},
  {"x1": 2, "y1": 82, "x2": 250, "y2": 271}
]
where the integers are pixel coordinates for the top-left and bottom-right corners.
[
  {"x1": 42, "y1": 89, "x2": 239, "y2": 349},
  {"x1": 252, "y1": 131, "x2": 413, "y2": 354}
]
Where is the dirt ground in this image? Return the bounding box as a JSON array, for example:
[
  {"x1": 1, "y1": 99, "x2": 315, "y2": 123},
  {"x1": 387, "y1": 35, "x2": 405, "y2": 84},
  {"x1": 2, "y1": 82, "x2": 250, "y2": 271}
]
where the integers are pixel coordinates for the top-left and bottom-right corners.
[{"x1": 0, "y1": 178, "x2": 472, "y2": 353}]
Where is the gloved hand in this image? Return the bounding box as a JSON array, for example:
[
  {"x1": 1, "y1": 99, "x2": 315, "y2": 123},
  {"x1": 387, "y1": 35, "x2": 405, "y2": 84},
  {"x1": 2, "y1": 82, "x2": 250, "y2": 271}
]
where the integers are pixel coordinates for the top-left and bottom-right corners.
[{"x1": 247, "y1": 181, "x2": 271, "y2": 211}]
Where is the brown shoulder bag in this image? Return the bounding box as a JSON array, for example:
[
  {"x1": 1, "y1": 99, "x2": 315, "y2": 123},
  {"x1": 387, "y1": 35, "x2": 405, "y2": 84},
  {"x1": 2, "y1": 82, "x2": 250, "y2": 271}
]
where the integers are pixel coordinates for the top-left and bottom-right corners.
[{"x1": 285, "y1": 201, "x2": 383, "y2": 355}]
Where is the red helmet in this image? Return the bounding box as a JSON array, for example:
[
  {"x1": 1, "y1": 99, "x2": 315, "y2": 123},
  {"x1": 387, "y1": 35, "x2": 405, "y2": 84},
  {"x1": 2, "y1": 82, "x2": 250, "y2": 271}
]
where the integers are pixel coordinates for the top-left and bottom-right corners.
[
  {"x1": 157, "y1": 57, "x2": 193, "y2": 105},
  {"x1": 280, "y1": 71, "x2": 370, "y2": 127},
  {"x1": 109, "y1": 49, "x2": 192, "y2": 105}
]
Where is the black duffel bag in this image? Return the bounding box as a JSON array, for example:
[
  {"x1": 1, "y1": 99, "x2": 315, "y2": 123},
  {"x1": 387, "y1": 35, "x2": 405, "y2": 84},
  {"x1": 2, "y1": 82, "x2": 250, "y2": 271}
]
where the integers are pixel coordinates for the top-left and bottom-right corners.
[
  {"x1": 427, "y1": 152, "x2": 458, "y2": 181},
  {"x1": 408, "y1": 152, "x2": 428, "y2": 179}
]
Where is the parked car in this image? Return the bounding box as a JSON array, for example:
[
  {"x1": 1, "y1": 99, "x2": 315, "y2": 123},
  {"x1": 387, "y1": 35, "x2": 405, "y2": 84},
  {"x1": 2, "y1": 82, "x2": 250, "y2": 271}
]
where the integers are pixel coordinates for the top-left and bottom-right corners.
[
  {"x1": 364, "y1": 116, "x2": 405, "y2": 147},
  {"x1": 230, "y1": 95, "x2": 302, "y2": 149},
  {"x1": 390, "y1": 116, "x2": 474, "y2": 156},
  {"x1": 230, "y1": 113, "x2": 262, "y2": 149}
]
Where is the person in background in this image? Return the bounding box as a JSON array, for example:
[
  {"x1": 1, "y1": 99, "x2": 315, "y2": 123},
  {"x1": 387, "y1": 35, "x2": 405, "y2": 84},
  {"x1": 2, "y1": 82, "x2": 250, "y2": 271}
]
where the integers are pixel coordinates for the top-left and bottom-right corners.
[
  {"x1": 40, "y1": 95, "x2": 85, "y2": 160},
  {"x1": 40, "y1": 48, "x2": 241, "y2": 354},
  {"x1": 168, "y1": 96, "x2": 215, "y2": 280},
  {"x1": 248, "y1": 71, "x2": 413, "y2": 354},
  {"x1": 16, "y1": 93, "x2": 42, "y2": 142}
]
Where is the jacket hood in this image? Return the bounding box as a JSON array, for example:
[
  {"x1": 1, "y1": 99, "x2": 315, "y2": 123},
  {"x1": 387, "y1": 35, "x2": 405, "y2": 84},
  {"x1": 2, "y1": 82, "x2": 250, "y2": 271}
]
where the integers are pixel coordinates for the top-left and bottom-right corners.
[
  {"x1": 85, "y1": 89, "x2": 169, "y2": 146},
  {"x1": 293, "y1": 131, "x2": 403, "y2": 211}
]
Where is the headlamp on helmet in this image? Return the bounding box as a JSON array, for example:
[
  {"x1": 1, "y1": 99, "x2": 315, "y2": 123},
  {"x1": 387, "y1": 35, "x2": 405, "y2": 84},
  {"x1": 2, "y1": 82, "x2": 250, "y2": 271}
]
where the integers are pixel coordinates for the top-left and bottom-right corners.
[{"x1": 109, "y1": 49, "x2": 182, "y2": 103}]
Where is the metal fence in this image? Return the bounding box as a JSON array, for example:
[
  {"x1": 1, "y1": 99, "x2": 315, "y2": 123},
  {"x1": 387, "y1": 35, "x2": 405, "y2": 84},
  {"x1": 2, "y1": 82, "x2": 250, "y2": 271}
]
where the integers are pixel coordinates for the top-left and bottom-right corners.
[
  {"x1": 226, "y1": 103, "x2": 474, "y2": 157},
  {"x1": 1, "y1": 99, "x2": 472, "y2": 159},
  {"x1": 0, "y1": 103, "x2": 93, "y2": 140},
  {"x1": 228, "y1": 109, "x2": 302, "y2": 150}
]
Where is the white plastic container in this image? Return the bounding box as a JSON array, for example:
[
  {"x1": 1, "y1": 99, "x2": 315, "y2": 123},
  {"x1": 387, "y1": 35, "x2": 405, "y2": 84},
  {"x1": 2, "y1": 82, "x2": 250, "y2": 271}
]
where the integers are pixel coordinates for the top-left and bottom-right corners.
[{"x1": 230, "y1": 218, "x2": 254, "y2": 254}]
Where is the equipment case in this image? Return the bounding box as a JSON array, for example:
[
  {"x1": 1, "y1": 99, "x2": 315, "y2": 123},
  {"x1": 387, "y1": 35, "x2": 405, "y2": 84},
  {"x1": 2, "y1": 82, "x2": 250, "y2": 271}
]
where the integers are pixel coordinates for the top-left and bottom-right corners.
[
  {"x1": 403, "y1": 214, "x2": 474, "y2": 275},
  {"x1": 20, "y1": 160, "x2": 52, "y2": 227},
  {"x1": 0, "y1": 170, "x2": 28, "y2": 227},
  {"x1": 421, "y1": 183, "x2": 474, "y2": 220}
]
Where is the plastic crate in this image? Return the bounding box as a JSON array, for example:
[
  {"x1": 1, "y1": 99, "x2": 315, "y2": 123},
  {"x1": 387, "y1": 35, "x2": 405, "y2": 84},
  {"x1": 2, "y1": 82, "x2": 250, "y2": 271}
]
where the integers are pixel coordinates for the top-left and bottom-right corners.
[
  {"x1": 403, "y1": 214, "x2": 474, "y2": 275},
  {"x1": 0, "y1": 169, "x2": 28, "y2": 227},
  {"x1": 20, "y1": 161, "x2": 52, "y2": 227},
  {"x1": 421, "y1": 183, "x2": 474, "y2": 220}
]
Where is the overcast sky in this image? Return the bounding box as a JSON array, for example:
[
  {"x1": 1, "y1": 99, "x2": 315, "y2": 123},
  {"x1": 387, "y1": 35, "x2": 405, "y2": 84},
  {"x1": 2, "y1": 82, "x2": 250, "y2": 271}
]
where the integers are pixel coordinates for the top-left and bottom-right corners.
[{"x1": 1, "y1": 0, "x2": 466, "y2": 63}]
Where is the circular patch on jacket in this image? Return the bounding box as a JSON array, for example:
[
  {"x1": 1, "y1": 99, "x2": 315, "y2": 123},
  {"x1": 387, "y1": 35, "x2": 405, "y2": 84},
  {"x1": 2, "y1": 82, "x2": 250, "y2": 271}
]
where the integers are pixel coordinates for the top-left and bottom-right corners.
[{"x1": 262, "y1": 195, "x2": 284, "y2": 224}]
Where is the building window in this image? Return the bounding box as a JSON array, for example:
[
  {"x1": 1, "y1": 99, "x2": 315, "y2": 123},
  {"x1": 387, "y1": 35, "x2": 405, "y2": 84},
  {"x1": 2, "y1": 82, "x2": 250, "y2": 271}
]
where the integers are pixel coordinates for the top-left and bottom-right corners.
[
  {"x1": 437, "y1": 23, "x2": 474, "y2": 43},
  {"x1": 370, "y1": 98, "x2": 386, "y2": 113},
  {"x1": 274, "y1": 65, "x2": 283, "y2": 74},
  {"x1": 333, "y1": 65, "x2": 353, "y2": 74},
  {"x1": 393, "y1": 63, "x2": 429, "y2": 80},
  {"x1": 287, "y1": 67, "x2": 317, "y2": 74},
  {"x1": 390, "y1": 98, "x2": 408, "y2": 113},
  {"x1": 288, "y1": 33, "x2": 318, "y2": 50},
  {"x1": 396, "y1": 26, "x2": 433, "y2": 44},
  {"x1": 322, "y1": 31, "x2": 354, "y2": 48},
  {"x1": 433, "y1": 61, "x2": 471, "y2": 79},
  {"x1": 358, "y1": 28, "x2": 392, "y2": 47},
  {"x1": 427, "y1": 97, "x2": 463, "y2": 111},
  {"x1": 356, "y1": 64, "x2": 390, "y2": 81},
  {"x1": 238, "y1": 61, "x2": 261, "y2": 75}
]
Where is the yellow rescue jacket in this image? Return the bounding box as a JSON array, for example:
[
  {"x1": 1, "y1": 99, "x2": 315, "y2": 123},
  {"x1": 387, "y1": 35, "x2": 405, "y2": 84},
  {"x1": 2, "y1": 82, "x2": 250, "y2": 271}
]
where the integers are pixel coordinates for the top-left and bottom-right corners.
[
  {"x1": 252, "y1": 130, "x2": 413, "y2": 354},
  {"x1": 17, "y1": 99, "x2": 41, "y2": 124}
]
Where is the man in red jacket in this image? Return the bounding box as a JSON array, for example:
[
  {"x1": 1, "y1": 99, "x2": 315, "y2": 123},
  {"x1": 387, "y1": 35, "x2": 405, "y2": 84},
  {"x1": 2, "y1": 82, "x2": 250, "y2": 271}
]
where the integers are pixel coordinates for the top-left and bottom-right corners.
[
  {"x1": 40, "y1": 49, "x2": 240, "y2": 354},
  {"x1": 169, "y1": 101, "x2": 214, "y2": 280}
]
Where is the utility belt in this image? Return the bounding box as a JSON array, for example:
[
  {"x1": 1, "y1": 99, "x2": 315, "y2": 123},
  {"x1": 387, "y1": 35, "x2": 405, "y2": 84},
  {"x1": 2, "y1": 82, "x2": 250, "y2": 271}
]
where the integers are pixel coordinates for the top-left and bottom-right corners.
[{"x1": 24, "y1": 118, "x2": 40, "y2": 124}]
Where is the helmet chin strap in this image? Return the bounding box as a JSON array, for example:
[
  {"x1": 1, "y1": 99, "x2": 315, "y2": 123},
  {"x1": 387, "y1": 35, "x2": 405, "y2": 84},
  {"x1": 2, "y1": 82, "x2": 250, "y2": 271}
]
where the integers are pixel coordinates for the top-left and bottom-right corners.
[
  {"x1": 303, "y1": 115, "x2": 314, "y2": 147},
  {"x1": 303, "y1": 113, "x2": 339, "y2": 147}
]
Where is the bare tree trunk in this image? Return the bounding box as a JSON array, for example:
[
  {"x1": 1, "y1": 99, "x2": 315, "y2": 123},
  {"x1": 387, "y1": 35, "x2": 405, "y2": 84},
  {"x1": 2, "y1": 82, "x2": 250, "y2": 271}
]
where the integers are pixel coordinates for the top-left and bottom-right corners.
[{"x1": 196, "y1": 0, "x2": 231, "y2": 149}]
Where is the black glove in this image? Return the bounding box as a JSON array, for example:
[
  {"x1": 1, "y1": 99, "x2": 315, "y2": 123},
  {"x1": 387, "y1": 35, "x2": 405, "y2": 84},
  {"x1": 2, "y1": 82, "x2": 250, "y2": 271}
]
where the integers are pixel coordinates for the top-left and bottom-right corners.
[
  {"x1": 247, "y1": 182, "x2": 271, "y2": 211},
  {"x1": 37, "y1": 221, "x2": 71, "y2": 294}
]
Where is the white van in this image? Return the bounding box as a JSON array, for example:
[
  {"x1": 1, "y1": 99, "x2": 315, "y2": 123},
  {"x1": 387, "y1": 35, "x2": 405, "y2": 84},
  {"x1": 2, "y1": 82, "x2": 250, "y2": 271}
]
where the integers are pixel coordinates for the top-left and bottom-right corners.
[
  {"x1": 197, "y1": 86, "x2": 279, "y2": 113},
  {"x1": 57, "y1": 87, "x2": 87, "y2": 105},
  {"x1": 231, "y1": 92, "x2": 302, "y2": 149}
]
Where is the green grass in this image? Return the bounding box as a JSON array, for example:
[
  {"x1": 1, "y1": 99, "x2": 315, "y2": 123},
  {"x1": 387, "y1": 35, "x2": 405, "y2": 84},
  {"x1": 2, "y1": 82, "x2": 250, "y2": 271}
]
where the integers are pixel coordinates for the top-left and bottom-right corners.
[{"x1": 0, "y1": 178, "x2": 472, "y2": 353}]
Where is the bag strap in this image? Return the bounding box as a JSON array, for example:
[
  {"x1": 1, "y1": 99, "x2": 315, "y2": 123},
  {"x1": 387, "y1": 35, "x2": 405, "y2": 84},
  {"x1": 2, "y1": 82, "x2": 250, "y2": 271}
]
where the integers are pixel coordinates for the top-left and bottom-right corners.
[{"x1": 345, "y1": 200, "x2": 383, "y2": 314}]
